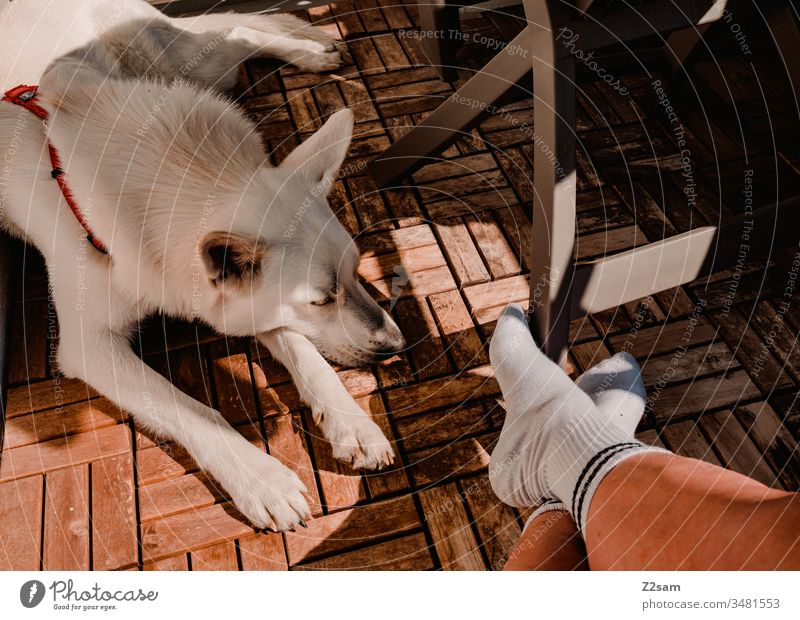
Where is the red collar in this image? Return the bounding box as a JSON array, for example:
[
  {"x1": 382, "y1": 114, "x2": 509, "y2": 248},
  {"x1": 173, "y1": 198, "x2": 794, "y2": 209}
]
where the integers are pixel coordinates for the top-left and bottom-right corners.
[{"x1": 2, "y1": 84, "x2": 108, "y2": 255}]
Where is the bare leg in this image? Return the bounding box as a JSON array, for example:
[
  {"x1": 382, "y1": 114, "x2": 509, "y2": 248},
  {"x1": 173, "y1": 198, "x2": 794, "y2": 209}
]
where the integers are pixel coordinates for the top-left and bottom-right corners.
[
  {"x1": 490, "y1": 304, "x2": 799, "y2": 570},
  {"x1": 501, "y1": 351, "x2": 646, "y2": 571},
  {"x1": 504, "y1": 510, "x2": 587, "y2": 571},
  {"x1": 586, "y1": 452, "x2": 800, "y2": 570},
  {"x1": 502, "y1": 454, "x2": 800, "y2": 570}
]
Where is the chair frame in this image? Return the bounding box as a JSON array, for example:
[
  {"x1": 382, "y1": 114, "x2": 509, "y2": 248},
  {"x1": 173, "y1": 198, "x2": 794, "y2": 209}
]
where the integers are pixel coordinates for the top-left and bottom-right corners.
[{"x1": 367, "y1": 0, "x2": 800, "y2": 364}]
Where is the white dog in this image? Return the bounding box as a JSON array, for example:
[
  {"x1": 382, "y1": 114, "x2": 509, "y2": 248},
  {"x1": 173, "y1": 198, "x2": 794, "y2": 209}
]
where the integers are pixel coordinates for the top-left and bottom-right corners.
[{"x1": 0, "y1": 0, "x2": 405, "y2": 531}]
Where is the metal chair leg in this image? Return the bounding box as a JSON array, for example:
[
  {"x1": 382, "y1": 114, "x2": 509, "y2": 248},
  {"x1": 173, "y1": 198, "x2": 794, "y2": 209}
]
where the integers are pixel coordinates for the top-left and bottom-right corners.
[
  {"x1": 417, "y1": 0, "x2": 461, "y2": 82},
  {"x1": 526, "y1": 0, "x2": 577, "y2": 366}
]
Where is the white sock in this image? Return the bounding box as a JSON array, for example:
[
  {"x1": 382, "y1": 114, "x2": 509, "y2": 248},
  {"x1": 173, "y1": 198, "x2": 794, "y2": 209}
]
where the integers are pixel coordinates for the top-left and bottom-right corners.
[
  {"x1": 488, "y1": 304, "x2": 668, "y2": 536},
  {"x1": 576, "y1": 351, "x2": 647, "y2": 431},
  {"x1": 522, "y1": 354, "x2": 649, "y2": 532}
]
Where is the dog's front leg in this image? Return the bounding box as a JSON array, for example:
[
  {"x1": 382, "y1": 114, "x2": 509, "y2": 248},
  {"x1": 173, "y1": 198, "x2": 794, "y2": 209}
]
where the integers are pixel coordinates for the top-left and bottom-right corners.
[
  {"x1": 259, "y1": 329, "x2": 394, "y2": 470},
  {"x1": 57, "y1": 327, "x2": 311, "y2": 531}
]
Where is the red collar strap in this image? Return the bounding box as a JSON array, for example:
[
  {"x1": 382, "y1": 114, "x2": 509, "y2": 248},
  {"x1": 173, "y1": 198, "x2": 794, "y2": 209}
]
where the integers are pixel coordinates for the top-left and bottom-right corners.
[{"x1": 2, "y1": 85, "x2": 108, "y2": 255}]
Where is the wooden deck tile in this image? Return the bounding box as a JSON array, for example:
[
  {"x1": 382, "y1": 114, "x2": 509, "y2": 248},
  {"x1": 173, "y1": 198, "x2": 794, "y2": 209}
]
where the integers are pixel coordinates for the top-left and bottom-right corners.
[
  {"x1": 396, "y1": 400, "x2": 499, "y2": 452},
  {"x1": 136, "y1": 441, "x2": 197, "y2": 486},
  {"x1": 0, "y1": 476, "x2": 43, "y2": 570},
  {"x1": 419, "y1": 483, "x2": 485, "y2": 570},
  {"x1": 493, "y1": 204, "x2": 532, "y2": 271},
  {"x1": 660, "y1": 420, "x2": 723, "y2": 466},
  {"x1": 139, "y1": 469, "x2": 221, "y2": 524},
  {"x1": 409, "y1": 433, "x2": 496, "y2": 486},
  {"x1": 43, "y1": 465, "x2": 91, "y2": 570},
  {"x1": 295, "y1": 532, "x2": 433, "y2": 570},
  {"x1": 391, "y1": 297, "x2": 451, "y2": 380},
  {"x1": 143, "y1": 554, "x2": 189, "y2": 571},
  {"x1": 377, "y1": 0, "x2": 412, "y2": 29},
  {"x1": 304, "y1": 410, "x2": 366, "y2": 512},
  {"x1": 7, "y1": 300, "x2": 49, "y2": 385},
  {"x1": 238, "y1": 533, "x2": 288, "y2": 571},
  {"x1": 461, "y1": 474, "x2": 521, "y2": 571},
  {"x1": 419, "y1": 168, "x2": 508, "y2": 204},
  {"x1": 708, "y1": 307, "x2": 795, "y2": 393},
  {"x1": 426, "y1": 189, "x2": 520, "y2": 219},
  {"x1": 570, "y1": 339, "x2": 612, "y2": 374},
  {"x1": 463, "y1": 275, "x2": 530, "y2": 320},
  {"x1": 0, "y1": 423, "x2": 131, "y2": 483},
  {"x1": 340, "y1": 77, "x2": 380, "y2": 123},
  {"x1": 148, "y1": 346, "x2": 214, "y2": 409},
  {"x1": 285, "y1": 495, "x2": 420, "y2": 565},
  {"x1": 699, "y1": 410, "x2": 784, "y2": 489},
  {"x1": 265, "y1": 413, "x2": 323, "y2": 515},
  {"x1": 639, "y1": 342, "x2": 740, "y2": 388},
  {"x1": 464, "y1": 212, "x2": 521, "y2": 279},
  {"x1": 357, "y1": 223, "x2": 436, "y2": 255},
  {"x1": 435, "y1": 219, "x2": 491, "y2": 287},
  {"x1": 608, "y1": 318, "x2": 719, "y2": 358},
  {"x1": 348, "y1": 175, "x2": 393, "y2": 231},
  {"x1": 3, "y1": 397, "x2": 126, "y2": 450},
  {"x1": 92, "y1": 453, "x2": 138, "y2": 570},
  {"x1": 358, "y1": 396, "x2": 409, "y2": 498},
  {"x1": 191, "y1": 541, "x2": 239, "y2": 570},
  {"x1": 648, "y1": 370, "x2": 762, "y2": 425},
  {"x1": 749, "y1": 301, "x2": 800, "y2": 383},
  {"x1": 209, "y1": 345, "x2": 260, "y2": 426},
  {"x1": 384, "y1": 365, "x2": 498, "y2": 418},
  {"x1": 5, "y1": 378, "x2": 97, "y2": 419},
  {"x1": 141, "y1": 502, "x2": 254, "y2": 563},
  {"x1": 428, "y1": 290, "x2": 489, "y2": 369},
  {"x1": 733, "y1": 401, "x2": 800, "y2": 490}
]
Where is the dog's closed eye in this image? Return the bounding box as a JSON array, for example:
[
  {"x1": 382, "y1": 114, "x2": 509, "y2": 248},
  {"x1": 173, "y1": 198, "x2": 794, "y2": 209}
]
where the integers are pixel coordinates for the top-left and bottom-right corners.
[
  {"x1": 311, "y1": 272, "x2": 338, "y2": 306},
  {"x1": 310, "y1": 293, "x2": 335, "y2": 306}
]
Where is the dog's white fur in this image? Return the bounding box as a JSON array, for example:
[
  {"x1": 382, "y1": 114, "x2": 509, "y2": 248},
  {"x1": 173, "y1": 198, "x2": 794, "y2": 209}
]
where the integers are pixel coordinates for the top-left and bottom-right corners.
[{"x1": 0, "y1": 0, "x2": 404, "y2": 530}]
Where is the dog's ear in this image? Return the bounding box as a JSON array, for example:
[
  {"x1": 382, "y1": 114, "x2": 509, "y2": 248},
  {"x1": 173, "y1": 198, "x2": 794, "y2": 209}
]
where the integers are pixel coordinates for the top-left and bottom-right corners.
[
  {"x1": 200, "y1": 231, "x2": 267, "y2": 287},
  {"x1": 281, "y1": 108, "x2": 354, "y2": 195}
]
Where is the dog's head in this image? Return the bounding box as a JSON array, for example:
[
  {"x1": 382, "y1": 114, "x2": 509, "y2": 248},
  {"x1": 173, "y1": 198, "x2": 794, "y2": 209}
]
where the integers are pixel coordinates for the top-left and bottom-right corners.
[{"x1": 196, "y1": 109, "x2": 405, "y2": 366}]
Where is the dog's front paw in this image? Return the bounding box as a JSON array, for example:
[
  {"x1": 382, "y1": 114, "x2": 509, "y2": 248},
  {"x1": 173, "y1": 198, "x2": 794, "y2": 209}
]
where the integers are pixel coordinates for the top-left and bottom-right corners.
[
  {"x1": 336, "y1": 418, "x2": 395, "y2": 470},
  {"x1": 314, "y1": 400, "x2": 395, "y2": 470},
  {"x1": 223, "y1": 447, "x2": 311, "y2": 532}
]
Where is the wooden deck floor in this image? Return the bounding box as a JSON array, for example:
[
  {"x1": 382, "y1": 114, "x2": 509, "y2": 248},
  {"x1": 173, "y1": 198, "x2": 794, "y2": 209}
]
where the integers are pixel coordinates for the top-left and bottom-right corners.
[{"x1": 2, "y1": 1, "x2": 799, "y2": 571}]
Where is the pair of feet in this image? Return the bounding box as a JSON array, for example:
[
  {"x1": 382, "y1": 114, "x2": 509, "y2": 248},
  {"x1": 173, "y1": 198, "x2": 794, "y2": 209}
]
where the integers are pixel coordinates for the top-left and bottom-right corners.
[{"x1": 488, "y1": 304, "x2": 663, "y2": 534}]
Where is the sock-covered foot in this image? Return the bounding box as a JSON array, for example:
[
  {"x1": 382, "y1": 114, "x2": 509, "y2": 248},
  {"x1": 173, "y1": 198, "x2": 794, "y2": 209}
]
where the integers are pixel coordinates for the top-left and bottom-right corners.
[
  {"x1": 488, "y1": 304, "x2": 668, "y2": 536},
  {"x1": 576, "y1": 351, "x2": 647, "y2": 430},
  {"x1": 521, "y1": 355, "x2": 647, "y2": 532}
]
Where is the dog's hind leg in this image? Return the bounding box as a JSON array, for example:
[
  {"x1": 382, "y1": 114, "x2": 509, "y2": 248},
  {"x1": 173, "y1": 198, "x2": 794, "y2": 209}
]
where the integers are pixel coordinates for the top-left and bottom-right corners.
[
  {"x1": 89, "y1": 16, "x2": 344, "y2": 91},
  {"x1": 49, "y1": 278, "x2": 311, "y2": 531},
  {"x1": 259, "y1": 329, "x2": 395, "y2": 470},
  {"x1": 170, "y1": 12, "x2": 347, "y2": 74},
  {"x1": 224, "y1": 24, "x2": 345, "y2": 72}
]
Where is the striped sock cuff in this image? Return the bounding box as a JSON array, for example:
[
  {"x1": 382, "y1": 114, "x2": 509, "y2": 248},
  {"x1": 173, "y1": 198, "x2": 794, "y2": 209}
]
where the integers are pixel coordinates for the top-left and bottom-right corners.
[
  {"x1": 523, "y1": 498, "x2": 567, "y2": 532},
  {"x1": 570, "y1": 442, "x2": 668, "y2": 537}
]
